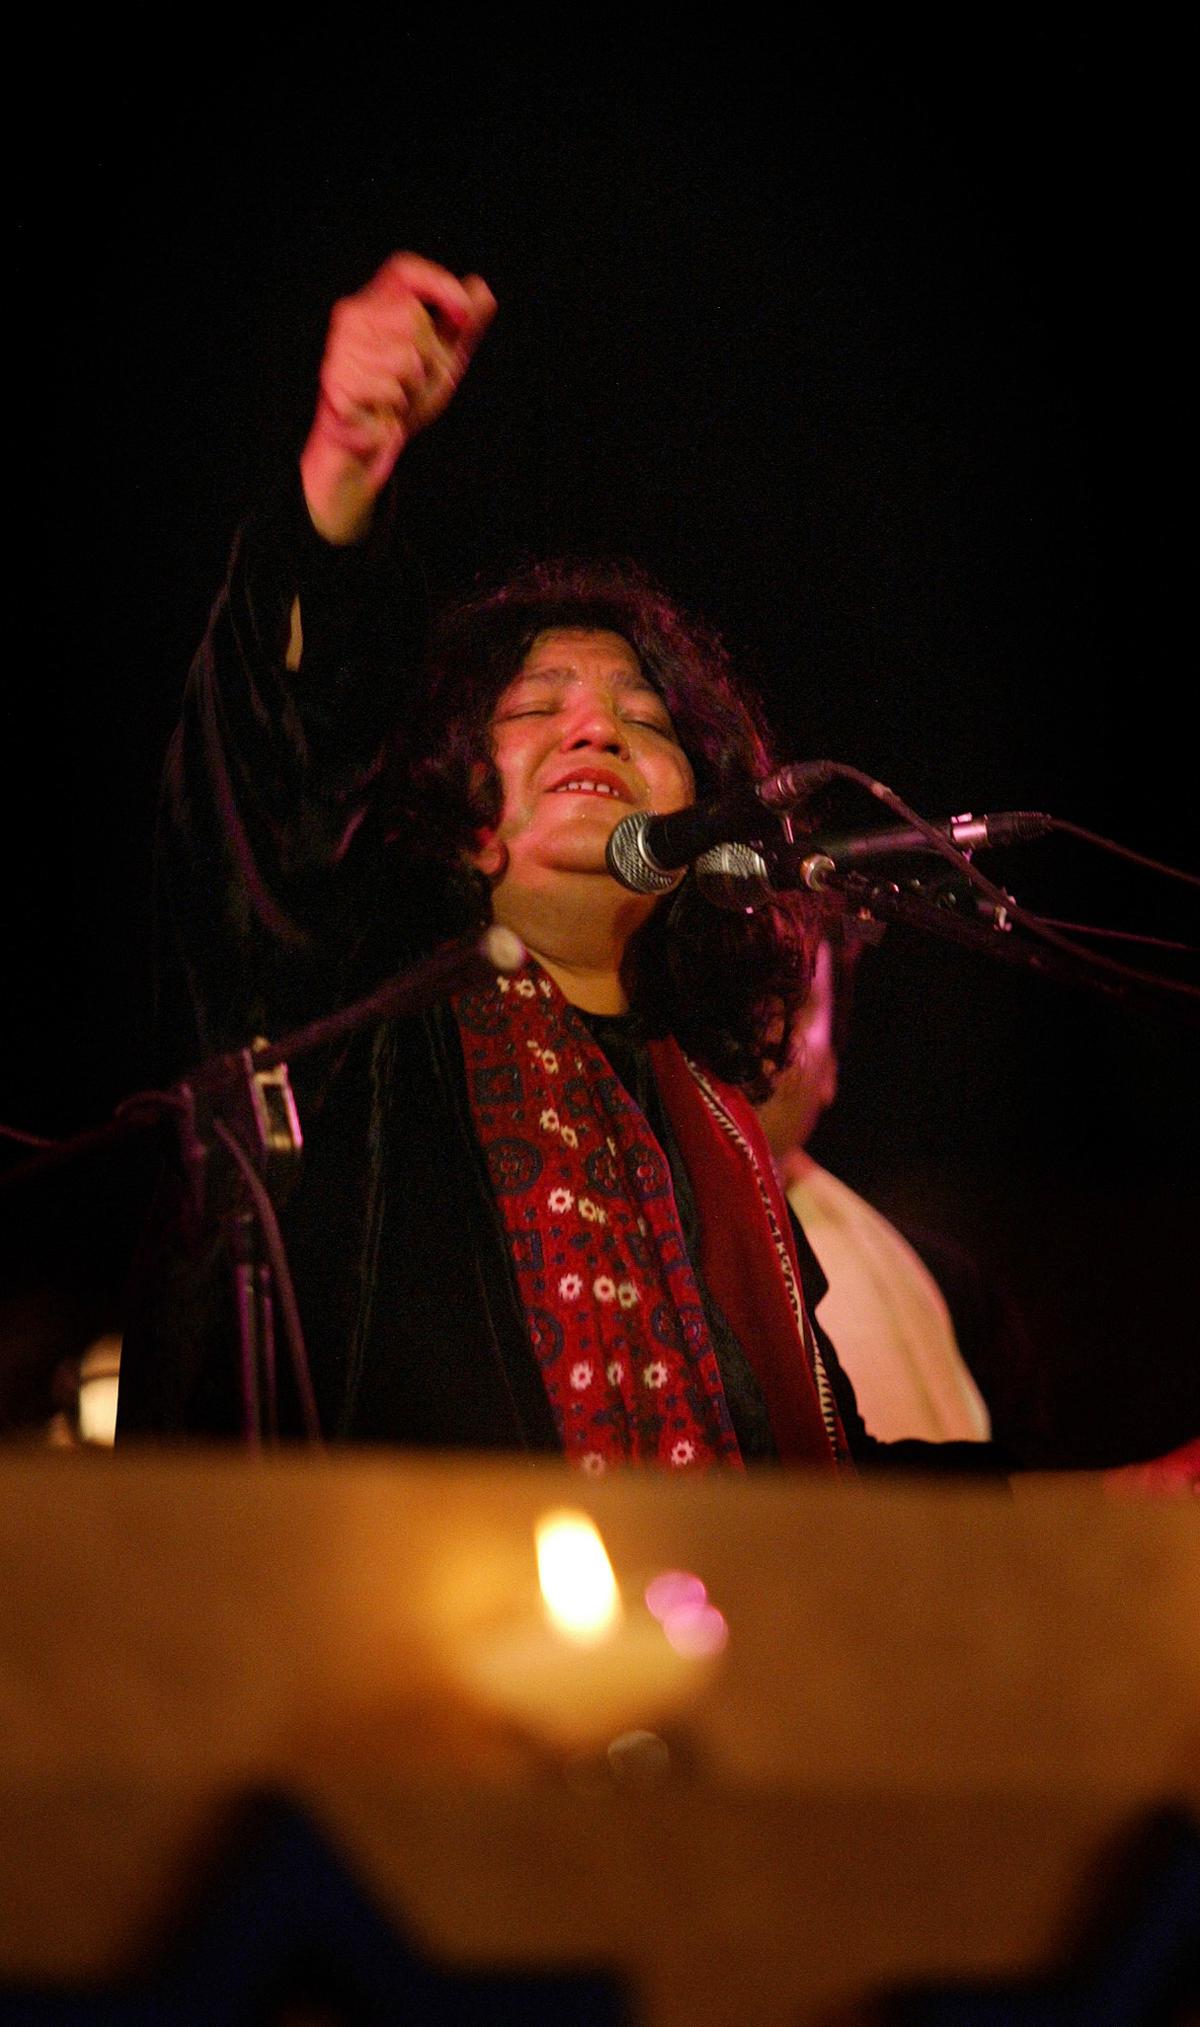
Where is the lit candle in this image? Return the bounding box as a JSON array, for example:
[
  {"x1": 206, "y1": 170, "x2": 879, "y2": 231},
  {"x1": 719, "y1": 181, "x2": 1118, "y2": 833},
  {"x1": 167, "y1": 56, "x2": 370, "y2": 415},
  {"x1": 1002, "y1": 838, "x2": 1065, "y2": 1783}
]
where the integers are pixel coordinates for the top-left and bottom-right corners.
[{"x1": 448, "y1": 1509, "x2": 726, "y2": 1757}]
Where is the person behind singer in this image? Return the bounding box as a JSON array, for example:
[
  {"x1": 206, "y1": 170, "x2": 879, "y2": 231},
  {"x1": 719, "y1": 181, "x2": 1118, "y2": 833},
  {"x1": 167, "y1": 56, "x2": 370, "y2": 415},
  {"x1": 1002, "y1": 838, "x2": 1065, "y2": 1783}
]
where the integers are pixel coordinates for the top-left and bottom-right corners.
[
  {"x1": 117, "y1": 252, "x2": 1003, "y2": 1476},
  {"x1": 757, "y1": 933, "x2": 996, "y2": 1445}
]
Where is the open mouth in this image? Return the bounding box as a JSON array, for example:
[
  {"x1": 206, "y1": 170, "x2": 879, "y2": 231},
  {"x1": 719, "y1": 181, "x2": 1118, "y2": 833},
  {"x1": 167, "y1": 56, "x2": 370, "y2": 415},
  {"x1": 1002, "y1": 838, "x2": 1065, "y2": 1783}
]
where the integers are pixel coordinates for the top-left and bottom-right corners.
[{"x1": 552, "y1": 779, "x2": 624, "y2": 798}]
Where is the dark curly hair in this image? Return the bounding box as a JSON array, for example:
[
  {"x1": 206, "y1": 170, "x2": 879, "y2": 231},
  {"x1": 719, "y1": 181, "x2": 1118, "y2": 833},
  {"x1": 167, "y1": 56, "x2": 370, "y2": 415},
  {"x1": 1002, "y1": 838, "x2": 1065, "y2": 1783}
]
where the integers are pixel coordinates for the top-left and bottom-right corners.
[{"x1": 388, "y1": 556, "x2": 819, "y2": 1098}]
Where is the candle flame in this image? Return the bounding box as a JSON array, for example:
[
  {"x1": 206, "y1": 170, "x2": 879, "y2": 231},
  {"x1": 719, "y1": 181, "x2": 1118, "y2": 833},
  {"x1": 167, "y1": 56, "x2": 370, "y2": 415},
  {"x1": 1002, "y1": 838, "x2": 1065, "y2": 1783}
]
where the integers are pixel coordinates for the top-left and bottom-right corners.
[{"x1": 535, "y1": 1509, "x2": 622, "y2": 1644}]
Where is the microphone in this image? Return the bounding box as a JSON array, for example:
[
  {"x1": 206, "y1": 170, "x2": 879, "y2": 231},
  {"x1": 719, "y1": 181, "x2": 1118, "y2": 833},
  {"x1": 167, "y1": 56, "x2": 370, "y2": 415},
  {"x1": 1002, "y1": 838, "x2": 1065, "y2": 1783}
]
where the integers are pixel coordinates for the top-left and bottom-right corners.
[
  {"x1": 793, "y1": 809, "x2": 1052, "y2": 887},
  {"x1": 605, "y1": 761, "x2": 837, "y2": 895},
  {"x1": 607, "y1": 790, "x2": 1054, "y2": 898}
]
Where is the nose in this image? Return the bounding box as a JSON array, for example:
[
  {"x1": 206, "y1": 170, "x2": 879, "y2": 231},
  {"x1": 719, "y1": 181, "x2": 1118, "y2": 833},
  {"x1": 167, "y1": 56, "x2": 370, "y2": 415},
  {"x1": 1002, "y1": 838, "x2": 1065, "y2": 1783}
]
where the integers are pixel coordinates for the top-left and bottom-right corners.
[{"x1": 561, "y1": 695, "x2": 629, "y2": 759}]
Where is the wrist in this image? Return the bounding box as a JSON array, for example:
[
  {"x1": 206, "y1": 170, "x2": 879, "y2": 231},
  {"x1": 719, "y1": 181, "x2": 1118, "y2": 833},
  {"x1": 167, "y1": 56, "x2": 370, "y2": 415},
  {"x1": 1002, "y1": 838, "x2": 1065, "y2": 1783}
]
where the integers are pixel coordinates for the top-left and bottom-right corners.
[{"x1": 299, "y1": 425, "x2": 382, "y2": 547}]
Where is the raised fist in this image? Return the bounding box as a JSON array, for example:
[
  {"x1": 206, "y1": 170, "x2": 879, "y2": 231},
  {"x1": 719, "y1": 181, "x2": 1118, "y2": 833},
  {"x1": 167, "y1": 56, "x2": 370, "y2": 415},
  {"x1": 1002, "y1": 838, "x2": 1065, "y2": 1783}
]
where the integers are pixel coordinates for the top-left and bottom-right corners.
[{"x1": 301, "y1": 253, "x2": 496, "y2": 542}]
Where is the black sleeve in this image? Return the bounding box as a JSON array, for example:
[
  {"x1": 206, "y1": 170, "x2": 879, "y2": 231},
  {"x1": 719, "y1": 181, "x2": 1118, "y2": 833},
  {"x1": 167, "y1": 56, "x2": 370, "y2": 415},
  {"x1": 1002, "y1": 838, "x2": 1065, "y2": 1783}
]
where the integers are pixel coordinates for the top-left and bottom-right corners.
[{"x1": 155, "y1": 465, "x2": 429, "y2": 1065}]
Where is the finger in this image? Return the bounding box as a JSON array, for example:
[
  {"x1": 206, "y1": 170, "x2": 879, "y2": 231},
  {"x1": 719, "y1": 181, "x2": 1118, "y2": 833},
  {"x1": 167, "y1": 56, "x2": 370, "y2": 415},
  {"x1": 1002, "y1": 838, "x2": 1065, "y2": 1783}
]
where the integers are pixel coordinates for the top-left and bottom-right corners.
[
  {"x1": 328, "y1": 296, "x2": 435, "y2": 369},
  {"x1": 409, "y1": 350, "x2": 462, "y2": 428},
  {"x1": 368, "y1": 251, "x2": 479, "y2": 331},
  {"x1": 321, "y1": 313, "x2": 436, "y2": 410},
  {"x1": 446, "y1": 278, "x2": 497, "y2": 374},
  {"x1": 313, "y1": 389, "x2": 409, "y2": 463},
  {"x1": 460, "y1": 274, "x2": 499, "y2": 350},
  {"x1": 320, "y1": 362, "x2": 416, "y2": 419},
  {"x1": 327, "y1": 325, "x2": 431, "y2": 386}
]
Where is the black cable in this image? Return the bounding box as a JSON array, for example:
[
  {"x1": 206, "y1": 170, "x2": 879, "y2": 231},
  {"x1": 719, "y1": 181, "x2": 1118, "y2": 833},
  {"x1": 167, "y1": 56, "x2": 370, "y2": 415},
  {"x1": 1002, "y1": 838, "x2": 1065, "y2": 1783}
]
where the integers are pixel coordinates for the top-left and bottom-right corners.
[
  {"x1": 0, "y1": 1122, "x2": 58, "y2": 1149},
  {"x1": 815, "y1": 763, "x2": 1200, "y2": 1005},
  {"x1": 1048, "y1": 816, "x2": 1200, "y2": 889},
  {"x1": 212, "y1": 1118, "x2": 323, "y2": 1446},
  {"x1": 1019, "y1": 919, "x2": 1197, "y2": 955}
]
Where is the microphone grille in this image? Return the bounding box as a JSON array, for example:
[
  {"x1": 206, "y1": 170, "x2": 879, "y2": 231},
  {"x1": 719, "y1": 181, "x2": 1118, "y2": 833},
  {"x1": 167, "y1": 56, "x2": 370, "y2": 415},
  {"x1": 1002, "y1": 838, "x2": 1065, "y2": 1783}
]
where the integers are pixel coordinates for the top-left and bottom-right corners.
[
  {"x1": 605, "y1": 814, "x2": 680, "y2": 895},
  {"x1": 694, "y1": 843, "x2": 772, "y2": 912}
]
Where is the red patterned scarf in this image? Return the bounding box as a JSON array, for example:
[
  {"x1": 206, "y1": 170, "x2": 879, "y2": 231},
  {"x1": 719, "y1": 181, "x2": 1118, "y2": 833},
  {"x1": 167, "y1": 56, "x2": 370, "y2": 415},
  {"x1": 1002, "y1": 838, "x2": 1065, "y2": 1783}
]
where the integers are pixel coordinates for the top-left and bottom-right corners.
[{"x1": 454, "y1": 961, "x2": 846, "y2": 1473}]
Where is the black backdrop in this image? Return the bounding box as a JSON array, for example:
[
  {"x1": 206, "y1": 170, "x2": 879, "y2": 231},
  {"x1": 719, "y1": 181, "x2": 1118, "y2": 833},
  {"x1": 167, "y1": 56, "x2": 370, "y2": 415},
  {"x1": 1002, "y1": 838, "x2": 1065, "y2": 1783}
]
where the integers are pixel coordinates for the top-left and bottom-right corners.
[{"x1": 4, "y1": 22, "x2": 1196, "y2": 1458}]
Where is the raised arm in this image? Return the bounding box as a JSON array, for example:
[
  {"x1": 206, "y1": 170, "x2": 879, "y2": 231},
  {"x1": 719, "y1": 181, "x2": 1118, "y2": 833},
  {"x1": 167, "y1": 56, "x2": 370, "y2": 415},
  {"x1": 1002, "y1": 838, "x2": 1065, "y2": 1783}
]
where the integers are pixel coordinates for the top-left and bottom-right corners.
[
  {"x1": 158, "y1": 255, "x2": 496, "y2": 1057},
  {"x1": 299, "y1": 252, "x2": 496, "y2": 546}
]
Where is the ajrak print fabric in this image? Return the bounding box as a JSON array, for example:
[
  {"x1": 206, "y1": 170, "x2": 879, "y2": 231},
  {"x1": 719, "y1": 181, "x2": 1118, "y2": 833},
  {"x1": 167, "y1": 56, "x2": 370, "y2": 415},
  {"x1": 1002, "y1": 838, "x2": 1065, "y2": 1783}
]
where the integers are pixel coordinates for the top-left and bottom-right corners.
[
  {"x1": 454, "y1": 962, "x2": 843, "y2": 1472},
  {"x1": 648, "y1": 1041, "x2": 848, "y2": 1467}
]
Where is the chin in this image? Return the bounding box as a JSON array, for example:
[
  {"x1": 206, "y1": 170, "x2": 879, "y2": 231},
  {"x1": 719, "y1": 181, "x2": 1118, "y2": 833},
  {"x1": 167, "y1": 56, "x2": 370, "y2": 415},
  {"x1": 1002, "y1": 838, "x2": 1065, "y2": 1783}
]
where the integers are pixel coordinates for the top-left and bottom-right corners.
[
  {"x1": 540, "y1": 812, "x2": 623, "y2": 862},
  {"x1": 547, "y1": 846, "x2": 616, "y2": 876}
]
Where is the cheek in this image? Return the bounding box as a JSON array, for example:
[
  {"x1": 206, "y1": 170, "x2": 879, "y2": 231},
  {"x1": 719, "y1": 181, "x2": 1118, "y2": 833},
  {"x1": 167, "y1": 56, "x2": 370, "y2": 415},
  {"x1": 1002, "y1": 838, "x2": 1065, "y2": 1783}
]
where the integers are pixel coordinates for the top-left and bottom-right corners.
[
  {"x1": 658, "y1": 749, "x2": 696, "y2": 809},
  {"x1": 479, "y1": 741, "x2": 524, "y2": 829}
]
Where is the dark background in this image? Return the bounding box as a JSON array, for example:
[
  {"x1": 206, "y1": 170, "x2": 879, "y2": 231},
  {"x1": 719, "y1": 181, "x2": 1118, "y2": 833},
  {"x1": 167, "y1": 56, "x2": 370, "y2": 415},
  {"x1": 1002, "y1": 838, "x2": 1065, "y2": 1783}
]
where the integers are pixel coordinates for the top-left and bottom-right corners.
[{"x1": 3, "y1": 22, "x2": 1196, "y2": 1458}]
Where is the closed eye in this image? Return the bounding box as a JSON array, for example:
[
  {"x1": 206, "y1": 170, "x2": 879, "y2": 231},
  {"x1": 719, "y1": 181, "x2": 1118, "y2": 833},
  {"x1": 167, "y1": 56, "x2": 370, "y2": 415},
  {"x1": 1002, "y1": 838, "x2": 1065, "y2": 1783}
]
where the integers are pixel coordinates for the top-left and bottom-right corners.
[{"x1": 625, "y1": 714, "x2": 678, "y2": 738}]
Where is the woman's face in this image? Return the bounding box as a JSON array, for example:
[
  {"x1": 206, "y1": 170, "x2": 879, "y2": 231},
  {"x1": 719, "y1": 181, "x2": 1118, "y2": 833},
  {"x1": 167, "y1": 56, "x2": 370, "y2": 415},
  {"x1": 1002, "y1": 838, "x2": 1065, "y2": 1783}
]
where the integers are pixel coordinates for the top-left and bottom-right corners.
[{"x1": 471, "y1": 628, "x2": 696, "y2": 896}]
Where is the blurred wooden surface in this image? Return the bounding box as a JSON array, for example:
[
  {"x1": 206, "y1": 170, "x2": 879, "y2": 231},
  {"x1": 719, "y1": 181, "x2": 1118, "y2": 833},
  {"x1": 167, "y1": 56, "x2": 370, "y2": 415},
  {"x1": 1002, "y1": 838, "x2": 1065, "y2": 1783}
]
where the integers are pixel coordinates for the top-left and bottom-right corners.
[{"x1": 1, "y1": 1452, "x2": 1197, "y2": 2023}]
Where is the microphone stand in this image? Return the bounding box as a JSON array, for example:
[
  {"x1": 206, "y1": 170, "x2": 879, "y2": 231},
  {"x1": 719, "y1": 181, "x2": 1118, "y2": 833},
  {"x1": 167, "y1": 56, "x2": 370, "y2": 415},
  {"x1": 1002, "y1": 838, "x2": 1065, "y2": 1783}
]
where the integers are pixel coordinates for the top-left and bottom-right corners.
[
  {"x1": 762, "y1": 843, "x2": 1200, "y2": 1028},
  {"x1": 1, "y1": 924, "x2": 526, "y2": 1447}
]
